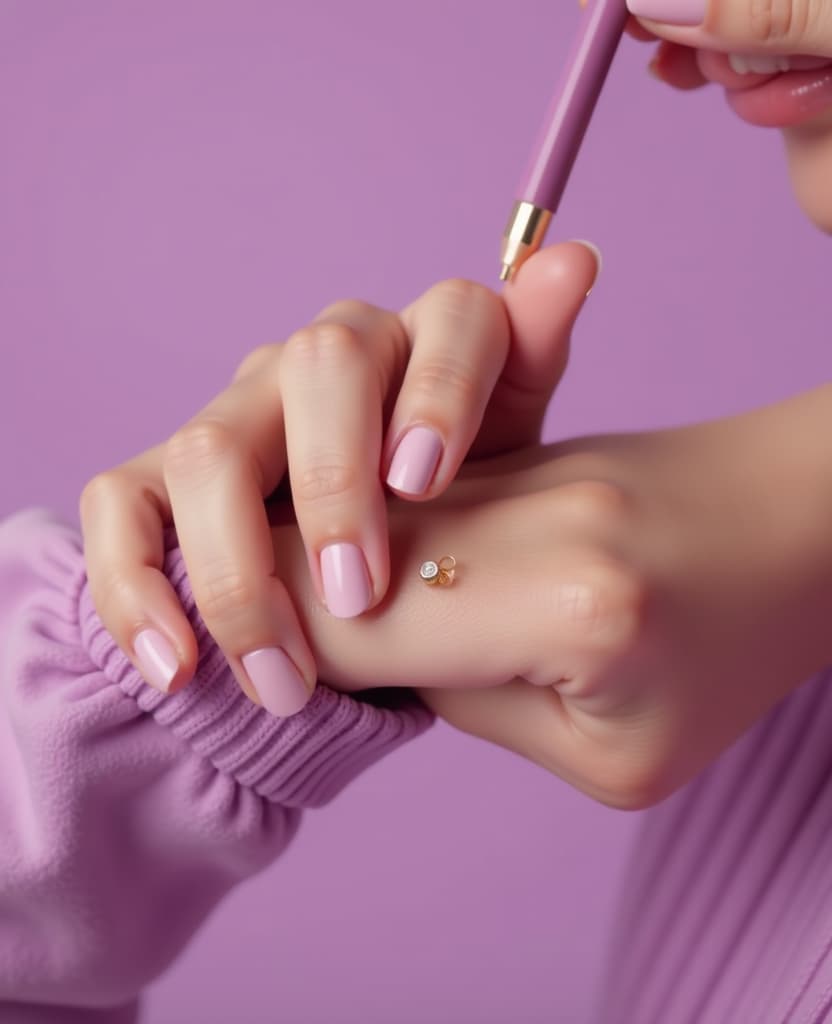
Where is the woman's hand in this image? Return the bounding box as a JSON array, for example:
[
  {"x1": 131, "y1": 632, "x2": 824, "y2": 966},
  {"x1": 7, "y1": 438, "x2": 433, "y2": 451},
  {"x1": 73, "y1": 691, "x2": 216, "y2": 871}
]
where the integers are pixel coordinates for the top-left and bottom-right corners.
[
  {"x1": 272, "y1": 385, "x2": 832, "y2": 808},
  {"x1": 416, "y1": 387, "x2": 832, "y2": 808},
  {"x1": 625, "y1": 1, "x2": 832, "y2": 230},
  {"x1": 79, "y1": 242, "x2": 600, "y2": 716},
  {"x1": 627, "y1": 0, "x2": 832, "y2": 87}
]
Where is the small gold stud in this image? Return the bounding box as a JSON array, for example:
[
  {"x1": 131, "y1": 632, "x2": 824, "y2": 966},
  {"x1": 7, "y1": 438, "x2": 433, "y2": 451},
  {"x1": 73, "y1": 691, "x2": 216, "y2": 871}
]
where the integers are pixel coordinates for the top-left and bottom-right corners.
[{"x1": 420, "y1": 556, "x2": 456, "y2": 586}]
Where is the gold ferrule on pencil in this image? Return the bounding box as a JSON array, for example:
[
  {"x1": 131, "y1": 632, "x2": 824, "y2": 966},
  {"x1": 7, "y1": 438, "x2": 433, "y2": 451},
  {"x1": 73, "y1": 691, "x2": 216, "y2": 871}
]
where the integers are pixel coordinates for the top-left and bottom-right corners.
[{"x1": 499, "y1": 200, "x2": 553, "y2": 282}]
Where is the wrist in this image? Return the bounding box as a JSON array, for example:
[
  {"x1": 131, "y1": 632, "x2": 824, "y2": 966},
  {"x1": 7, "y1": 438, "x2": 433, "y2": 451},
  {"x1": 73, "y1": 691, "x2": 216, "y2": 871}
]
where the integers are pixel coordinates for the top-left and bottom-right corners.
[
  {"x1": 791, "y1": 386, "x2": 832, "y2": 665},
  {"x1": 743, "y1": 385, "x2": 832, "y2": 672}
]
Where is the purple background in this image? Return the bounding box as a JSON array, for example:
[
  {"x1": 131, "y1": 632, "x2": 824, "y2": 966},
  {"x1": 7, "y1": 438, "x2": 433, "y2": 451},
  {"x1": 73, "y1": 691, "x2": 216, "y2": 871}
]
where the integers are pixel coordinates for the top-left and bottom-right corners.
[{"x1": 1, "y1": 2, "x2": 829, "y2": 1022}]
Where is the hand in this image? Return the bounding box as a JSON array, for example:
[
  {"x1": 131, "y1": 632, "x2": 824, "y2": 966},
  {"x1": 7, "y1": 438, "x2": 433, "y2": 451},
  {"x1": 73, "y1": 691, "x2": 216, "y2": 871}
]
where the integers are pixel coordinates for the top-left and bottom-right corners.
[
  {"x1": 79, "y1": 242, "x2": 600, "y2": 716},
  {"x1": 281, "y1": 385, "x2": 832, "y2": 807},
  {"x1": 416, "y1": 387, "x2": 832, "y2": 807},
  {"x1": 624, "y1": 1, "x2": 832, "y2": 231}
]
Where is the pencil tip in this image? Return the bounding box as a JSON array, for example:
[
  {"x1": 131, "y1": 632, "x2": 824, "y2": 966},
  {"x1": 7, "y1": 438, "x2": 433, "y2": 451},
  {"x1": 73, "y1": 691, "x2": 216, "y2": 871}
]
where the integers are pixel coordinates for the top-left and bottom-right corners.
[{"x1": 499, "y1": 263, "x2": 512, "y2": 282}]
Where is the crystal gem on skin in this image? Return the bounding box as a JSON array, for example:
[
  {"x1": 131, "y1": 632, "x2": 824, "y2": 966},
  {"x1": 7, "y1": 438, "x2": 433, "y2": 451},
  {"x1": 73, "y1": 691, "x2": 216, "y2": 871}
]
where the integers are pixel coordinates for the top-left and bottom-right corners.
[{"x1": 420, "y1": 561, "x2": 439, "y2": 581}]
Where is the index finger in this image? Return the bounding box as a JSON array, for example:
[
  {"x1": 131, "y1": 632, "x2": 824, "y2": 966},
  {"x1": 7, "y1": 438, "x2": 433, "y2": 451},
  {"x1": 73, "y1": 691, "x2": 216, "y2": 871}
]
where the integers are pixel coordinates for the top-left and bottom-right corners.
[
  {"x1": 81, "y1": 355, "x2": 317, "y2": 717},
  {"x1": 79, "y1": 443, "x2": 198, "y2": 695}
]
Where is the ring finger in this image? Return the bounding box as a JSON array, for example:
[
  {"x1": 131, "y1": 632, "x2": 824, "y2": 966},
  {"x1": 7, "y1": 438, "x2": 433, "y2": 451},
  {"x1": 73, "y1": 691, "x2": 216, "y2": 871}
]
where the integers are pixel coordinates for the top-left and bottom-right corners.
[{"x1": 163, "y1": 360, "x2": 316, "y2": 714}]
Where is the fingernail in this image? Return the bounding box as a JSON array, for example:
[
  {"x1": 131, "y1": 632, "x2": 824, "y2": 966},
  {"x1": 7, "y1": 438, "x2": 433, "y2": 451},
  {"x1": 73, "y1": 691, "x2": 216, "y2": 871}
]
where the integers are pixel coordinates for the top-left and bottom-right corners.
[
  {"x1": 626, "y1": 0, "x2": 705, "y2": 25},
  {"x1": 320, "y1": 542, "x2": 371, "y2": 618},
  {"x1": 386, "y1": 426, "x2": 443, "y2": 495},
  {"x1": 134, "y1": 628, "x2": 179, "y2": 693},
  {"x1": 242, "y1": 647, "x2": 312, "y2": 717},
  {"x1": 569, "y1": 239, "x2": 603, "y2": 295}
]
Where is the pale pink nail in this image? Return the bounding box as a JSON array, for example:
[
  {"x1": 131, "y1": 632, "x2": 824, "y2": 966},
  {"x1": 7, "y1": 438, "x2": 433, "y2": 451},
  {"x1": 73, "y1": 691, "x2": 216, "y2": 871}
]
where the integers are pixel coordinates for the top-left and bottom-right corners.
[
  {"x1": 320, "y1": 542, "x2": 371, "y2": 618},
  {"x1": 626, "y1": 0, "x2": 705, "y2": 25},
  {"x1": 386, "y1": 426, "x2": 443, "y2": 496},
  {"x1": 242, "y1": 647, "x2": 311, "y2": 717},
  {"x1": 134, "y1": 628, "x2": 179, "y2": 693}
]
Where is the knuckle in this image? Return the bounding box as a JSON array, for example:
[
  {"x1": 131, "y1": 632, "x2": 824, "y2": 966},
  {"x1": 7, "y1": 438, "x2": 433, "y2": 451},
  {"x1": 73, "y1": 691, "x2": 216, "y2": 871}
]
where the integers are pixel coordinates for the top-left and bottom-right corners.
[
  {"x1": 555, "y1": 577, "x2": 607, "y2": 635},
  {"x1": 556, "y1": 558, "x2": 648, "y2": 657},
  {"x1": 164, "y1": 420, "x2": 238, "y2": 477},
  {"x1": 79, "y1": 470, "x2": 122, "y2": 518},
  {"x1": 411, "y1": 353, "x2": 480, "y2": 405},
  {"x1": 232, "y1": 342, "x2": 282, "y2": 382},
  {"x1": 196, "y1": 566, "x2": 260, "y2": 624},
  {"x1": 431, "y1": 277, "x2": 499, "y2": 321},
  {"x1": 315, "y1": 298, "x2": 377, "y2": 323},
  {"x1": 747, "y1": 0, "x2": 810, "y2": 44},
  {"x1": 558, "y1": 479, "x2": 631, "y2": 530},
  {"x1": 282, "y1": 322, "x2": 364, "y2": 372},
  {"x1": 293, "y1": 458, "x2": 359, "y2": 504},
  {"x1": 85, "y1": 564, "x2": 136, "y2": 628}
]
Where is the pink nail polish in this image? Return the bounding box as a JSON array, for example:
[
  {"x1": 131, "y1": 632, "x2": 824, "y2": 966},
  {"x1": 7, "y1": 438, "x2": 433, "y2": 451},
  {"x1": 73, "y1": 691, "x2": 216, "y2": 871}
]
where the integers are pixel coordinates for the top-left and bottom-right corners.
[
  {"x1": 320, "y1": 542, "x2": 371, "y2": 618},
  {"x1": 242, "y1": 647, "x2": 311, "y2": 717},
  {"x1": 386, "y1": 426, "x2": 443, "y2": 496},
  {"x1": 134, "y1": 628, "x2": 179, "y2": 693},
  {"x1": 627, "y1": 0, "x2": 705, "y2": 25}
]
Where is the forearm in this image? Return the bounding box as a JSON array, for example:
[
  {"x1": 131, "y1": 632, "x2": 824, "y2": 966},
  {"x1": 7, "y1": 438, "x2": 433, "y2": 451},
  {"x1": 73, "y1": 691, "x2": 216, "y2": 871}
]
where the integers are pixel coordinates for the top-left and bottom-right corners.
[{"x1": 726, "y1": 384, "x2": 832, "y2": 674}]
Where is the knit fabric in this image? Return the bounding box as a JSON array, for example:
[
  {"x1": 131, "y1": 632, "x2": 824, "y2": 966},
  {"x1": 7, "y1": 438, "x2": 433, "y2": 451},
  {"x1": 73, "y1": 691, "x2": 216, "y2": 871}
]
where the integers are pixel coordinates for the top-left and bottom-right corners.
[
  {"x1": 0, "y1": 508, "x2": 432, "y2": 1023},
  {"x1": 598, "y1": 663, "x2": 832, "y2": 1023}
]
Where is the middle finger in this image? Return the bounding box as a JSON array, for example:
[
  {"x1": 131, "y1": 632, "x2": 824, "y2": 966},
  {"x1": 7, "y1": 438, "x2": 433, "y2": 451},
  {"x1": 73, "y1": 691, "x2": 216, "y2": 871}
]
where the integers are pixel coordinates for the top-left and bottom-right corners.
[{"x1": 279, "y1": 303, "x2": 407, "y2": 618}]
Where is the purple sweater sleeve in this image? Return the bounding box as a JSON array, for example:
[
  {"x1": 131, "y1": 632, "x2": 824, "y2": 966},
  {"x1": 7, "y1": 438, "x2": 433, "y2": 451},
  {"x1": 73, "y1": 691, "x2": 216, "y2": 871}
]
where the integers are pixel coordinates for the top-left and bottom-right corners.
[
  {"x1": 597, "y1": 664, "x2": 832, "y2": 1024},
  {"x1": 0, "y1": 508, "x2": 433, "y2": 1024}
]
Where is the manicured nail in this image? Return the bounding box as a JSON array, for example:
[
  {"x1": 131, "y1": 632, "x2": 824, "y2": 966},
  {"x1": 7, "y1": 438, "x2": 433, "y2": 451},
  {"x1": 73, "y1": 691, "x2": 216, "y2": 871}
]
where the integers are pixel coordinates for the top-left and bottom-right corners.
[
  {"x1": 320, "y1": 542, "x2": 371, "y2": 618},
  {"x1": 134, "y1": 628, "x2": 179, "y2": 693},
  {"x1": 626, "y1": 0, "x2": 705, "y2": 25},
  {"x1": 569, "y1": 239, "x2": 603, "y2": 294},
  {"x1": 242, "y1": 647, "x2": 311, "y2": 717},
  {"x1": 386, "y1": 426, "x2": 443, "y2": 495}
]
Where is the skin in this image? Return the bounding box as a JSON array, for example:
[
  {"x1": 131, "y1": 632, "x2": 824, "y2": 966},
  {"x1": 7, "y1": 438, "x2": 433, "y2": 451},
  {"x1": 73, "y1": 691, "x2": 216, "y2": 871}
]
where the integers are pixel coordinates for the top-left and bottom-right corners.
[
  {"x1": 80, "y1": 242, "x2": 599, "y2": 706},
  {"x1": 266, "y1": 389, "x2": 832, "y2": 809},
  {"x1": 626, "y1": 3, "x2": 832, "y2": 232},
  {"x1": 81, "y1": 0, "x2": 832, "y2": 807}
]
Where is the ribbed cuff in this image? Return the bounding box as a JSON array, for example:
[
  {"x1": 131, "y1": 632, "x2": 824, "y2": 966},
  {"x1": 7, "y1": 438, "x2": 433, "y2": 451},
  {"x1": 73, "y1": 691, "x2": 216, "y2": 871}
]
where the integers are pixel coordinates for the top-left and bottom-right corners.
[{"x1": 78, "y1": 526, "x2": 433, "y2": 808}]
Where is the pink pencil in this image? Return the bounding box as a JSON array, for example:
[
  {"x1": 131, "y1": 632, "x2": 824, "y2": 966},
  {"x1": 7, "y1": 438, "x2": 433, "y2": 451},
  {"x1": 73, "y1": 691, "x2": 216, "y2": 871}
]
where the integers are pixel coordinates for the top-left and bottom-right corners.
[{"x1": 500, "y1": 0, "x2": 629, "y2": 281}]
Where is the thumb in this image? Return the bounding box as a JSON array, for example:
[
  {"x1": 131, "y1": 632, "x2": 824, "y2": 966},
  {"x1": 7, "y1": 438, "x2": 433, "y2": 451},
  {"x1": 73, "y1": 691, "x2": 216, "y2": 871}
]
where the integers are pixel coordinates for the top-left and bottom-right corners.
[
  {"x1": 472, "y1": 240, "x2": 601, "y2": 458},
  {"x1": 627, "y1": 0, "x2": 832, "y2": 55},
  {"x1": 417, "y1": 679, "x2": 638, "y2": 809}
]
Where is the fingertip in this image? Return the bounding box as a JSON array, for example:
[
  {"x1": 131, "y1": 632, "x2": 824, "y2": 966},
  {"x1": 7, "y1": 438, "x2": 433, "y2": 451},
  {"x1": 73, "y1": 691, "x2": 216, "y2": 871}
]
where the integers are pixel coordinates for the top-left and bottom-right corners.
[
  {"x1": 240, "y1": 646, "x2": 316, "y2": 717},
  {"x1": 319, "y1": 541, "x2": 374, "y2": 618},
  {"x1": 504, "y1": 242, "x2": 601, "y2": 337},
  {"x1": 649, "y1": 40, "x2": 709, "y2": 90},
  {"x1": 567, "y1": 239, "x2": 603, "y2": 291},
  {"x1": 385, "y1": 424, "x2": 445, "y2": 497},
  {"x1": 360, "y1": 538, "x2": 394, "y2": 617},
  {"x1": 133, "y1": 627, "x2": 188, "y2": 695},
  {"x1": 626, "y1": 14, "x2": 658, "y2": 40},
  {"x1": 165, "y1": 675, "x2": 192, "y2": 696},
  {"x1": 509, "y1": 240, "x2": 601, "y2": 297}
]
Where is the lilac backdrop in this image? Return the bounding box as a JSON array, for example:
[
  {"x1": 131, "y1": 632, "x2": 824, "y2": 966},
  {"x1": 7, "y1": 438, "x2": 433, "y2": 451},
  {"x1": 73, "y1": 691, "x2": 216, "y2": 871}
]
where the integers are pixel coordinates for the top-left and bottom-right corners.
[{"x1": 1, "y1": 2, "x2": 830, "y2": 1022}]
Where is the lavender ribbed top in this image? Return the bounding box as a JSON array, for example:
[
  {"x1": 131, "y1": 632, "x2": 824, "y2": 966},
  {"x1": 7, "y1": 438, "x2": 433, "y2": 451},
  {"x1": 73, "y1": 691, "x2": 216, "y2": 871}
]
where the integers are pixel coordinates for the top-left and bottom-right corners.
[{"x1": 599, "y1": 663, "x2": 832, "y2": 1023}]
